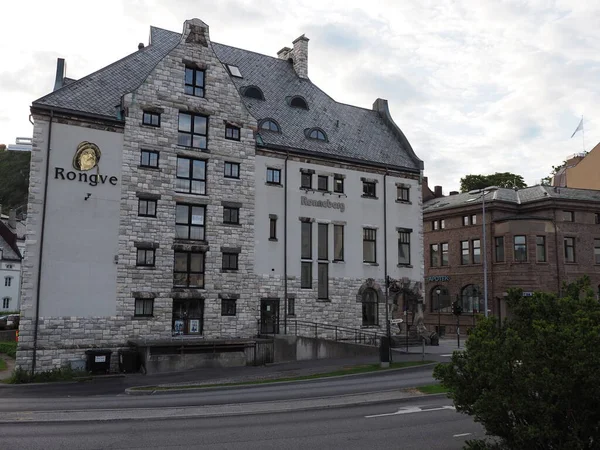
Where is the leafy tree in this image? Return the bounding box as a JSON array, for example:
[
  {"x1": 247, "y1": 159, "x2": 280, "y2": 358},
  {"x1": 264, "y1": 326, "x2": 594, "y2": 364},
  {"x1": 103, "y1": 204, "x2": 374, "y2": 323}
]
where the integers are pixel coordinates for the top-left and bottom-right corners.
[
  {"x1": 434, "y1": 278, "x2": 600, "y2": 450},
  {"x1": 0, "y1": 150, "x2": 30, "y2": 212},
  {"x1": 460, "y1": 172, "x2": 526, "y2": 193}
]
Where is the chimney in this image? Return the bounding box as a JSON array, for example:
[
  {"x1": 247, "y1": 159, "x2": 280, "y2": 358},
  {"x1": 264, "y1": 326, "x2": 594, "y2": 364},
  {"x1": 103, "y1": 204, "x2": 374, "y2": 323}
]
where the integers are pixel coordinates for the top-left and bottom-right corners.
[
  {"x1": 53, "y1": 58, "x2": 67, "y2": 91},
  {"x1": 278, "y1": 35, "x2": 309, "y2": 78},
  {"x1": 434, "y1": 186, "x2": 443, "y2": 198},
  {"x1": 138, "y1": 42, "x2": 145, "y2": 50},
  {"x1": 8, "y1": 209, "x2": 16, "y2": 230},
  {"x1": 449, "y1": 191, "x2": 459, "y2": 196}
]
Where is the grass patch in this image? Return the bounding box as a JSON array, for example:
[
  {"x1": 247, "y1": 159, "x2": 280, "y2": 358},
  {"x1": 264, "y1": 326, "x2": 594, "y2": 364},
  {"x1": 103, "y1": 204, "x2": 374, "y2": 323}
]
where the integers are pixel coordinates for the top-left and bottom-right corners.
[
  {"x1": 0, "y1": 341, "x2": 17, "y2": 358},
  {"x1": 416, "y1": 384, "x2": 449, "y2": 394},
  {"x1": 134, "y1": 360, "x2": 435, "y2": 391},
  {"x1": 0, "y1": 358, "x2": 6, "y2": 371},
  {"x1": 8, "y1": 367, "x2": 89, "y2": 384}
]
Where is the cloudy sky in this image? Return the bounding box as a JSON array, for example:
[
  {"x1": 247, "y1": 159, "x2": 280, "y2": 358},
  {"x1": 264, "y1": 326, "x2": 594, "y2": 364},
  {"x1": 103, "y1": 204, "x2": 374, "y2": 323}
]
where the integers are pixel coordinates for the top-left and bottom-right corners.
[{"x1": 1, "y1": 0, "x2": 597, "y2": 192}]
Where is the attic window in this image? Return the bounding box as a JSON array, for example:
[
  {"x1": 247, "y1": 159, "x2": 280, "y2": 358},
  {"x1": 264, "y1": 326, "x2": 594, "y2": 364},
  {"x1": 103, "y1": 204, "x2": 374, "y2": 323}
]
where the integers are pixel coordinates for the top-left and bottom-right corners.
[
  {"x1": 226, "y1": 64, "x2": 242, "y2": 78},
  {"x1": 290, "y1": 96, "x2": 308, "y2": 109},
  {"x1": 260, "y1": 119, "x2": 280, "y2": 133},
  {"x1": 308, "y1": 128, "x2": 327, "y2": 141},
  {"x1": 243, "y1": 86, "x2": 264, "y2": 100}
]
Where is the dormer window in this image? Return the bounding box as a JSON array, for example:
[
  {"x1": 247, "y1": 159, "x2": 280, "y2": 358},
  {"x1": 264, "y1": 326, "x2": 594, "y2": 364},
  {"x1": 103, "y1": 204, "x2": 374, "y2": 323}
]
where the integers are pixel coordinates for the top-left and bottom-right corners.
[
  {"x1": 226, "y1": 64, "x2": 242, "y2": 78},
  {"x1": 243, "y1": 86, "x2": 264, "y2": 100},
  {"x1": 290, "y1": 96, "x2": 308, "y2": 109},
  {"x1": 307, "y1": 128, "x2": 327, "y2": 141},
  {"x1": 260, "y1": 119, "x2": 280, "y2": 133}
]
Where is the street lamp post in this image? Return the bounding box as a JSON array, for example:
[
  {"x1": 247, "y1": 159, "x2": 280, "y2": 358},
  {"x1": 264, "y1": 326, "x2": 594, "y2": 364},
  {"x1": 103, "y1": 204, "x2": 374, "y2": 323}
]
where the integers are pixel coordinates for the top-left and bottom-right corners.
[
  {"x1": 436, "y1": 288, "x2": 441, "y2": 336},
  {"x1": 468, "y1": 186, "x2": 499, "y2": 318}
]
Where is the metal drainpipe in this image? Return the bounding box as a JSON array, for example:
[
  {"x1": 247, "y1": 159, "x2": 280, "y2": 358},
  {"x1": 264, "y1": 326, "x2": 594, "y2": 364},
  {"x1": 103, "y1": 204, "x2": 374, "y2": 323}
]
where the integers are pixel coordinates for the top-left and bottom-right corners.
[
  {"x1": 283, "y1": 152, "x2": 289, "y2": 334},
  {"x1": 32, "y1": 110, "x2": 53, "y2": 375},
  {"x1": 552, "y1": 208, "x2": 561, "y2": 296},
  {"x1": 383, "y1": 171, "x2": 391, "y2": 361}
]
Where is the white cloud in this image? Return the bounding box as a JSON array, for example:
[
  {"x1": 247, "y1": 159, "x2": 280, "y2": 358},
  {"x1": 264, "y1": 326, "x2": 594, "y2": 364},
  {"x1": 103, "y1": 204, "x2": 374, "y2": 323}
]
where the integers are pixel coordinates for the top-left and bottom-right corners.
[{"x1": 1, "y1": 0, "x2": 598, "y2": 192}]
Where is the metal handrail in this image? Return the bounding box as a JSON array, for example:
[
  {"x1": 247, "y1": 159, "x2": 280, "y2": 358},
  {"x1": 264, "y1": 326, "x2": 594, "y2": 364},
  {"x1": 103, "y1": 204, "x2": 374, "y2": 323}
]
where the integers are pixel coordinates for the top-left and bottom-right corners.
[{"x1": 287, "y1": 319, "x2": 383, "y2": 346}]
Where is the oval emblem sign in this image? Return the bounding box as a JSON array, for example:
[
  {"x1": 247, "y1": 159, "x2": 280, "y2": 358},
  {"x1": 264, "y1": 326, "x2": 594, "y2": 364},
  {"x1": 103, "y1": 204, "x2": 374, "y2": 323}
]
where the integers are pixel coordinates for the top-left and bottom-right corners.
[{"x1": 72, "y1": 141, "x2": 101, "y2": 171}]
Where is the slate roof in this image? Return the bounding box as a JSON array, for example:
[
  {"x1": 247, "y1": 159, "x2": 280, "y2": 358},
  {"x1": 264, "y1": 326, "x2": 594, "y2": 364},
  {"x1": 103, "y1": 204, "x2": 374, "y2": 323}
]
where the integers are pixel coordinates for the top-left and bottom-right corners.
[
  {"x1": 32, "y1": 25, "x2": 421, "y2": 171},
  {"x1": 0, "y1": 220, "x2": 21, "y2": 261},
  {"x1": 424, "y1": 185, "x2": 600, "y2": 213}
]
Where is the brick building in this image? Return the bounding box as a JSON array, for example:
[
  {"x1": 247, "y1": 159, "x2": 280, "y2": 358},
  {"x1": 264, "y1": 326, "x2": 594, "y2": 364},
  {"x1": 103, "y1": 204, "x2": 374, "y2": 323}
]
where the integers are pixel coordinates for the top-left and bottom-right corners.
[
  {"x1": 17, "y1": 18, "x2": 424, "y2": 372},
  {"x1": 423, "y1": 185, "x2": 600, "y2": 335}
]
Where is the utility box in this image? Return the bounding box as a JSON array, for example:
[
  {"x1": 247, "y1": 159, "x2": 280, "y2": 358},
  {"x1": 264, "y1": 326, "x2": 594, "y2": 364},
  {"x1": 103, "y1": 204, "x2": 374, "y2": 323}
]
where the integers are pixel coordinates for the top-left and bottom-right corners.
[
  {"x1": 118, "y1": 349, "x2": 140, "y2": 373},
  {"x1": 85, "y1": 349, "x2": 112, "y2": 374}
]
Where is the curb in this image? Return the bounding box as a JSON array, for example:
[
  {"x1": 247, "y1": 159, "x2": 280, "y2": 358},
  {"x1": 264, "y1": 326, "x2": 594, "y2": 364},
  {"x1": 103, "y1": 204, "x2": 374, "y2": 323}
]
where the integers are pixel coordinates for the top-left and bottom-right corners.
[{"x1": 125, "y1": 362, "x2": 438, "y2": 396}]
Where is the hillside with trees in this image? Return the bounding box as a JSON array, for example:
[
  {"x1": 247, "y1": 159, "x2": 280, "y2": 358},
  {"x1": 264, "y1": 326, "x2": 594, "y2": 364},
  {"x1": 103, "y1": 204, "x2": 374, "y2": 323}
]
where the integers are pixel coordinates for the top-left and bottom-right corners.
[{"x1": 0, "y1": 146, "x2": 31, "y2": 214}]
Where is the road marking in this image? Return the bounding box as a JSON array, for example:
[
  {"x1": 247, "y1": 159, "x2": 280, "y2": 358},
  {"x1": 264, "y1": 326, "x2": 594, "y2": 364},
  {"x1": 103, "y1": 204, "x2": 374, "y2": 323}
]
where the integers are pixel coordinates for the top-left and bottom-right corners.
[
  {"x1": 453, "y1": 433, "x2": 472, "y2": 438},
  {"x1": 365, "y1": 405, "x2": 455, "y2": 418},
  {"x1": 441, "y1": 354, "x2": 453, "y2": 357}
]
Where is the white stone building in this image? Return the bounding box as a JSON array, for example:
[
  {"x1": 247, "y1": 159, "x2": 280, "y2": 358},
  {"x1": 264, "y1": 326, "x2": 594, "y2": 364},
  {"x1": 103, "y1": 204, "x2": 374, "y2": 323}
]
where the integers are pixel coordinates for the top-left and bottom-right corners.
[
  {"x1": 17, "y1": 19, "x2": 424, "y2": 372},
  {"x1": 0, "y1": 211, "x2": 23, "y2": 312}
]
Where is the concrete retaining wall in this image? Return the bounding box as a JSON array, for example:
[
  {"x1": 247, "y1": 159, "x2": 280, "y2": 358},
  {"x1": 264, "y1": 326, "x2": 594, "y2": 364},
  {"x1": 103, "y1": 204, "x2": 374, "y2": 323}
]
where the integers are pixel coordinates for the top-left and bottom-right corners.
[{"x1": 274, "y1": 335, "x2": 378, "y2": 362}]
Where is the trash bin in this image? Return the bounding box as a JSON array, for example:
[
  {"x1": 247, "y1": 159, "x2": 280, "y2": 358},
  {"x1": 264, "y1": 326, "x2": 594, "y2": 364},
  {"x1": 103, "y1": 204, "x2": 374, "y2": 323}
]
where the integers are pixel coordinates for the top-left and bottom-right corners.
[
  {"x1": 118, "y1": 349, "x2": 140, "y2": 373},
  {"x1": 85, "y1": 349, "x2": 112, "y2": 374},
  {"x1": 379, "y1": 336, "x2": 390, "y2": 363}
]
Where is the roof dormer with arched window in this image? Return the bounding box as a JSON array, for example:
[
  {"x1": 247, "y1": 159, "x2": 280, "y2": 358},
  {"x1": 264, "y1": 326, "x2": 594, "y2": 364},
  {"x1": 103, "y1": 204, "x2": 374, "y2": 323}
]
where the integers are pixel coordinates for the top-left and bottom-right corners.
[
  {"x1": 305, "y1": 127, "x2": 327, "y2": 142},
  {"x1": 289, "y1": 95, "x2": 308, "y2": 109},
  {"x1": 241, "y1": 85, "x2": 265, "y2": 100},
  {"x1": 259, "y1": 118, "x2": 281, "y2": 133}
]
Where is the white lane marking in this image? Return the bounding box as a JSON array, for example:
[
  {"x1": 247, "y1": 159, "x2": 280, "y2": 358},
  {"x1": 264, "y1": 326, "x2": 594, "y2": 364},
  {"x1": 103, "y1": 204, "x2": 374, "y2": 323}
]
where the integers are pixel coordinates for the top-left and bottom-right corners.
[
  {"x1": 365, "y1": 405, "x2": 455, "y2": 418},
  {"x1": 453, "y1": 433, "x2": 472, "y2": 438},
  {"x1": 441, "y1": 354, "x2": 453, "y2": 357}
]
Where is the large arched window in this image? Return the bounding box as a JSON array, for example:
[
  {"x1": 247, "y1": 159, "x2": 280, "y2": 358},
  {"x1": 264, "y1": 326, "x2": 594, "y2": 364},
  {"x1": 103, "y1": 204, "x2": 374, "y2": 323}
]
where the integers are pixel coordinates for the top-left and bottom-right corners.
[
  {"x1": 242, "y1": 86, "x2": 265, "y2": 100},
  {"x1": 362, "y1": 288, "x2": 378, "y2": 326},
  {"x1": 430, "y1": 286, "x2": 451, "y2": 313},
  {"x1": 290, "y1": 96, "x2": 308, "y2": 109},
  {"x1": 461, "y1": 285, "x2": 482, "y2": 313},
  {"x1": 259, "y1": 119, "x2": 280, "y2": 132}
]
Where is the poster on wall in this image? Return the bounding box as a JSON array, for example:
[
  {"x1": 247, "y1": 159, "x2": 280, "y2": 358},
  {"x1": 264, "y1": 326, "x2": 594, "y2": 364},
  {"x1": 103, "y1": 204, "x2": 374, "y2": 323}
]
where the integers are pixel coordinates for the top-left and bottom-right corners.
[
  {"x1": 174, "y1": 320, "x2": 184, "y2": 335},
  {"x1": 189, "y1": 319, "x2": 200, "y2": 334}
]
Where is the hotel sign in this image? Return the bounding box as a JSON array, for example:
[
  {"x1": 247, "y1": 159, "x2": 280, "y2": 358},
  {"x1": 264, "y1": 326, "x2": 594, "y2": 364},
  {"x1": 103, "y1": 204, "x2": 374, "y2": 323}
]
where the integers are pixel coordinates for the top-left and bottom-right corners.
[
  {"x1": 301, "y1": 196, "x2": 345, "y2": 213},
  {"x1": 54, "y1": 141, "x2": 118, "y2": 187}
]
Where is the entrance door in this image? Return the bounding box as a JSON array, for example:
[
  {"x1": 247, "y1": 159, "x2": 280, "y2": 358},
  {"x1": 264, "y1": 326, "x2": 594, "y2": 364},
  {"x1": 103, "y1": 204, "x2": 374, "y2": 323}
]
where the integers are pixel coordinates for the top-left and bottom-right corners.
[{"x1": 260, "y1": 299, "x2": 280, "y2": 334}]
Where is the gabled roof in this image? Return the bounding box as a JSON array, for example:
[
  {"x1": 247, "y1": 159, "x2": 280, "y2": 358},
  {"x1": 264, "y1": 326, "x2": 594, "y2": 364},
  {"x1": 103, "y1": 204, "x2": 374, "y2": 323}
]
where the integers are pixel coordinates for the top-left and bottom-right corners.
[
  {"x1": 424, "y1": 185, "x2": 600, "y2": 213},
  {"x1": 32, "y1": 25, "x2": 422, "y2": 171},
  {"x1": 32, "y1": 27, "x2": 180, "y2": 120},
  {"x1": 0, "y1": 220, "x2": 21, "y2": 261}
]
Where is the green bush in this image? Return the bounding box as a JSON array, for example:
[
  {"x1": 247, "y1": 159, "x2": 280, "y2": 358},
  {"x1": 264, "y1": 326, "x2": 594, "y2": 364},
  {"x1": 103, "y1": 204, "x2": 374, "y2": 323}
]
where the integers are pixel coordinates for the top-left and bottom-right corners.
[
  {"x1": 0, "y1": 341, "x2": 17, "y2": 358},
  {"x1": 9, "y1": 366, "x2": 88, "y2": 384},
  {"x1": 434, "y1": 277, "x2": 600, "y2": 450}
]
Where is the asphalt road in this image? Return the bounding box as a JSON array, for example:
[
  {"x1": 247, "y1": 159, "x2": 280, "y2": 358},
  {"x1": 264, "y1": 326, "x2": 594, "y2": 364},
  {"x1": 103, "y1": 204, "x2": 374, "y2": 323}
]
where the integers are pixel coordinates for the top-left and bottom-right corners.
[
  {"x1": 0, "y1": 396, "x2": 483, "y2": 450},
  {"x1": 0, "y1": 366, "x2": 436, "y2": 413}
]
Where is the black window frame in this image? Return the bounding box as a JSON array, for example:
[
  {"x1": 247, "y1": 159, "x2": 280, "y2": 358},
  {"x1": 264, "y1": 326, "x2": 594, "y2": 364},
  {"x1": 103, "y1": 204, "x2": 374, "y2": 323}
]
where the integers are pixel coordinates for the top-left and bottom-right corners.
[
  {"x1": 267, "y1": 168, "x2": 281, "y2": 185},
  {"x1": 175, "y1": 203, "x2": 205, "y2": 241},
  {"x1": 136, "y1": 248, "x2": 156, "y2": 267},
  {"x1": 318, "y1": 263, "x2": 329, "y2": 300},
  {"x1": 472, "y1": 239, "x2": 481, "y2": 264},
  {"x1": 318, "y1": 223, "x2": 328, "y2": 261},
  {"x1": 221, "y1": 299, "x2": 237, "y2": 316},
  {"x1": 287, "y1": 298, "x2": 295, "y2": 316},
  {"x1": 260, "y1": 119, "x2": 280, "y2": 132},
  {"x1": 224, "y1": 161, "x2": 240, "y2": 179},
  {"x1": 317, "y1": 175, "x2": 328, "y2": 192},
  {"x1": 176, "y1": 157, "x2": 207, "y2": 195},
  {"x1": 301, "y1": 221, "x2": 312, "y2": 259},
  {"x1": 301, "y1": 261, "x2": 312, "y2": 289},
  {"x1": 222, "y1": 252, "x2": 239, "y2": 270},
  {"x1": 4, "y1": 277, "x2": 12, "y2": 287},
  {"x1": 333, "y1": 176, "x2": 344, "y2": 194},
  {"x1": 333, "y1": 224, "x2": 344, "y2": 261},
  {"x1": 308, "y1": 129, "x2": 326, "y2": 140},
  {"x1": 430, "y1": 243, "x2": 439, "y2": 267},
  {"x1": 291, "y1": 96, "x2": 308, "y2": 109},
  {"x1": 362, "y1": 289, "x2": 378, "y2": 326},
  {"x1": 398, "y1": 230, "x2": 411, "y2": 265},
  {"x1": 2, "y1": 297, "x2": 9, "y2": 309},
  {"x1": 564, "y1": 237, "x2": 576, "y2": 263},
  {"x1": 514, "y1": 235, "x2": 527, "y2": 262},
  {"x1": 362, "y1": 181, "x2": 377, "y2": 198},
  {"x1": 363, "y1": 228, "x2": 377, "y2": 263},
  {"x1": 223, "y1": 206, "x2": 240, "y2": 225},
  {"x1": 441, "y1": 242, "x2": 449, "y2": 266},
  {"x1": 269, "y1": 217, "x2": 277, "y2": 240},
  {"x1": 397, "y1": 186, "x2": 410, "y2": 202},
  {"x1": 138, "y1": 198, "x2": 157, "y2": 218},
  {"x1": 140, "y1": 150, "x2": 159, "y2": 168},
  {"x1": 225, "y1": 123, "x2": 241, "y2": 141},
  {"x1": 495, "y1": 237, "x2": 505, "y2": 262},
  {"x1": 184, "y1": 66, "x2": 205, "y2": 97},
  {"x1": 536, "y1": 236, "x2": 546, "y2": 262},
  {"x1": 178, "y1": 111, "x2": 208, "y2": 149},
  {"x1": 173, "y1": 251, "x2": 205, "y2": 288},
  {"x1": 142, "y1": 111, "x2": 160, "y2": 127},
  {"x1": 134, "y1": 298, "x2": 154, "y2": 317},
  {"x1": 301, "y1": 172, "x2": 312, "y2": 189},
  {"x1": 461, "y1": 240, "x2": 470, "y2": 265}
]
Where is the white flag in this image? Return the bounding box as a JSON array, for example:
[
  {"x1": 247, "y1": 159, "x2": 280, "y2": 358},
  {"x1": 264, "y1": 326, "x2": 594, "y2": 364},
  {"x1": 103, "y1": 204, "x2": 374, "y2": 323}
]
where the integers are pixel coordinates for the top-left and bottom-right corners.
[{"x1": 571, "y1": 118, "x2": 583, "y2": 138}]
